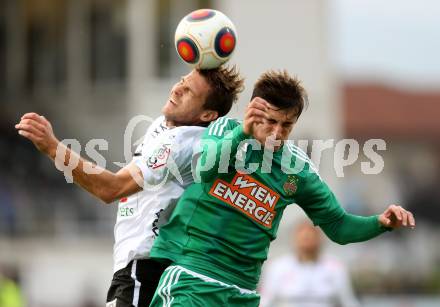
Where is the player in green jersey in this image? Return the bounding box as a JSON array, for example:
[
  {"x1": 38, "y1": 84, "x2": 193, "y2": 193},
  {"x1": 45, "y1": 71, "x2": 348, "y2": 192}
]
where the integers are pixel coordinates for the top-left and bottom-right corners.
[{"x1": 149, "y1": 70, "x2": 416, "y2": 307}]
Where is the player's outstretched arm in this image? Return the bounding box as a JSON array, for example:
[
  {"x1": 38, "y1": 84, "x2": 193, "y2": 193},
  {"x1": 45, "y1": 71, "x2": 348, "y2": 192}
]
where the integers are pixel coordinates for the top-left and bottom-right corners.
[
  {"x1": 319, "y1": 205, "x2": 415, "y2": 245},
  {"x1": 15, "y1": 112, "x2": 143, "y2": 204},
  {"x1": 297, "y1": 164, "x2": 415, "y2": 245}
]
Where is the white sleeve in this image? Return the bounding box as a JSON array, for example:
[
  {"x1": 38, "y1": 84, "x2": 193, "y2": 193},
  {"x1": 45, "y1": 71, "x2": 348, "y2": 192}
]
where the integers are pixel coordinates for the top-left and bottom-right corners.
[
  {"x1": 134, "y1": 127, "x2": 204, "y2": 189},
  {"x1": 334, "y1": 265, "x2": 361, "y2": 307}
]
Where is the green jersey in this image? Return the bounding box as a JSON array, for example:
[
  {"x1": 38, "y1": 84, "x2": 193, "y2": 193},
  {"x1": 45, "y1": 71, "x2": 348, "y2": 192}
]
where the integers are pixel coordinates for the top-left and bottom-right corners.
[{"x1": 150, "y1": 117, "x2": 387, "y2": 290}]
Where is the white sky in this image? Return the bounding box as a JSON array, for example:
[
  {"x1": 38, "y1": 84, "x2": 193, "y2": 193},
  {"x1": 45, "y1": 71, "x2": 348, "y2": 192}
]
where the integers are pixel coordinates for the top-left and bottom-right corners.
[{"x1": 330, "y1": 0, "x2": 440, "y2": 86}]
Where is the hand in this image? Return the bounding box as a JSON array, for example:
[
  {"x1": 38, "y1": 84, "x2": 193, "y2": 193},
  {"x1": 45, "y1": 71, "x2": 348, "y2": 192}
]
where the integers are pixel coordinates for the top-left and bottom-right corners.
[
  {"x1": 243, "y1": 97, "x2": 270, "y2": 135},
  {"x1": 15, "y1": 112, "x2": 59, "y2": 157},
  {"x1": 378, "y1": 204, "x2": 415, "y2": 229}
]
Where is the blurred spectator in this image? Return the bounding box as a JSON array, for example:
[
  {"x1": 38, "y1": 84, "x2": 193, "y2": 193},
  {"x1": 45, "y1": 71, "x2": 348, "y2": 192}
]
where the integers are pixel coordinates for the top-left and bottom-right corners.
[{"x1": 259, "y1": 221, "x2": 360, "y2": 307}]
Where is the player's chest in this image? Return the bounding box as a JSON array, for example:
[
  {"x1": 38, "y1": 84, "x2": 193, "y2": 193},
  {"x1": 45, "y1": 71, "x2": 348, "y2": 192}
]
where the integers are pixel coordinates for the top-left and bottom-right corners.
[
  {"x1": 232, "y1": 149, "x2": 302, "y2": 204},
  {"x1": 208, "y1": 170, "x2": 301, "y2": 230},
  {"x1": 142, "y1": 130, "x2": 176, "y2": 169}
]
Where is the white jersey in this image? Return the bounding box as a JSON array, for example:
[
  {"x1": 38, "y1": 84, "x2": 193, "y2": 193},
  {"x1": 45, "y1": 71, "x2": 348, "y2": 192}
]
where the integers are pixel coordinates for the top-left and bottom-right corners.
[
  {"x1": 259, "y1": 255, "x2": 360, "y2": 307},
  {"x1": 113, "y1": 116, "x2": 204, "y2": 272}
]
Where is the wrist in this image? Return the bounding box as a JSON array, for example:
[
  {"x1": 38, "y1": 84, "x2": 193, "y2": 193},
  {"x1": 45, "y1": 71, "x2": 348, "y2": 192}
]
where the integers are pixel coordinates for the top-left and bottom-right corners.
[
  {"x1": 238, "y1": 124, "x2": 251, "y2": 138},
  {"x1": 47, "y1": 139, "x2": 61, "y2": 160},
  {"x1": 377, "y1": 215, "x2": 393, "y2": 232}
]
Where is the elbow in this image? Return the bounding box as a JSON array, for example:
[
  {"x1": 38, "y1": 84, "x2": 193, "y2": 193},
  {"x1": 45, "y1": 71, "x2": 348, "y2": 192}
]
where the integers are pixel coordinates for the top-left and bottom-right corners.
[
  {"x1": 98, "y1": 187, "x2": 120, "y2": 204},
  {"x1": 332, "y1": 240, "x2": 350, "y2": 245},
  {"x1": 328, "y1": 235, "x2": 350, "y2": 245},
  {"x1": 327, "y1": 234, "x2": 351, "y2": 245},
  {"x1": 102, "y1": 195, "x2": 116, "y2": 205}
]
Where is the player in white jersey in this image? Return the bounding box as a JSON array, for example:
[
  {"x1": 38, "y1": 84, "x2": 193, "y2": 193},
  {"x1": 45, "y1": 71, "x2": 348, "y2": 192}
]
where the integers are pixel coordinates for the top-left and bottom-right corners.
[
  {"x1": 260, "y1": 221, "x2": 360, "y2": 307},
  {"x1": 112, "y1": 117, "x2": 204, "y2": 273},
  {"x1": 15, "y1": 67, "x2": 244, "y2": 307}
]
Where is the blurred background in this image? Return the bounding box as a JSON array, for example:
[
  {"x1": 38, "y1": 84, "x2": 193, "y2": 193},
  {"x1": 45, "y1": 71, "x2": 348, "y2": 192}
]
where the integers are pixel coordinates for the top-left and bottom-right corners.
[{"x1": 0, "y1": 0, "x2": 439, "y2": 306}]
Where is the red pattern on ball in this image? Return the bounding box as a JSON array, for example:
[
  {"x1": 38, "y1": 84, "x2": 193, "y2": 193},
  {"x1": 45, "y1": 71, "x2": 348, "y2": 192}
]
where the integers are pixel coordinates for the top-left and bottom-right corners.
[
  {"x1": 214, "y1": 27, "x2": 236, "y2": 57},
  {"x1": 219, "y1": 32, "x2": 235, "y2": 53},
  {"x1": 177, "y1": 41, "x2": 196, "y2": 62},
  {"x1": 187, "y1": 9, "x2": 215, "y2": 21}
]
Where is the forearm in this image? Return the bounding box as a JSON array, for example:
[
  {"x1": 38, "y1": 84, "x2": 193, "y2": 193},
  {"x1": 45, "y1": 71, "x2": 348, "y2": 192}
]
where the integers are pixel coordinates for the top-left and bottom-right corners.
[
  {"x1": 199, "y1": 125, "x2": 249, "y2": 182},
  {"x1": 49, "y1": 142, "x2": 122, "y2": 204},
  {"x1": 319, "y1": 213, "x2": 390, "y2": 245}
]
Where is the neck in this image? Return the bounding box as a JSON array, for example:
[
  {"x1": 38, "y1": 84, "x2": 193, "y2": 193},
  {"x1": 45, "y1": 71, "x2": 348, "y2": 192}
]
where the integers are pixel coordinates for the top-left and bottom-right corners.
[
  {"x1": 297, "y1": 251, "x2": 319, "y2": 263},
  {"x1": 165, "y1": 119, "x2": 177, "y2": 127},
  {"x1": 165, "y1": 118, "x2": 207, "y2": 128}
]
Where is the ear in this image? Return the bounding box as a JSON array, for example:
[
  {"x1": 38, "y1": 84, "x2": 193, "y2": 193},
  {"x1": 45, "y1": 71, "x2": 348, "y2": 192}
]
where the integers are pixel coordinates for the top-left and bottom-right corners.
[{"x1": 200, "y1": 110, "x2": 218, "y2": 124}]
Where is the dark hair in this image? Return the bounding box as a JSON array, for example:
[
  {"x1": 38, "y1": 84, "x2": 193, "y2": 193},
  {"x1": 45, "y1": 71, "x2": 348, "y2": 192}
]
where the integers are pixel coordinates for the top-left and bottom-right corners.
[
  {"x1": 197, "y1": 65, "x2": 244, "y2": 117},
  {"x1": 251, "y1": 70, "x2": 308, "y2": 118}
]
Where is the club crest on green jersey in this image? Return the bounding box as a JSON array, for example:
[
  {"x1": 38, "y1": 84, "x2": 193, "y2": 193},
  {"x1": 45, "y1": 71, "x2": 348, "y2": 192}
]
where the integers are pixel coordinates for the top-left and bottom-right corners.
[{"x1": 283, "y1": 175, "x2": 299, "y2": 196}]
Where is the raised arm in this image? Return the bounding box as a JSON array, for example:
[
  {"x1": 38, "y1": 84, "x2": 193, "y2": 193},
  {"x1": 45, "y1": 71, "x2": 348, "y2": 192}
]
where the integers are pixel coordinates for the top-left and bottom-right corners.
[
  {"x1": 15, "y1": 112, "x2": 142, "y2": 204},
  {"x1": 198, "y1": 124, "x2": 248, "y2": 182}
]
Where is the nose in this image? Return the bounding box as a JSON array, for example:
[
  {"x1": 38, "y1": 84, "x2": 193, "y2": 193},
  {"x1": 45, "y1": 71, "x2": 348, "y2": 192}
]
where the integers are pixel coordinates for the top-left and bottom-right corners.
[
  {"x1": 272, "y1": 125, "x2": 284, "y2": 139},
  {"x1": 172, "y1": 83, "x2": 183, "y2": 96}
]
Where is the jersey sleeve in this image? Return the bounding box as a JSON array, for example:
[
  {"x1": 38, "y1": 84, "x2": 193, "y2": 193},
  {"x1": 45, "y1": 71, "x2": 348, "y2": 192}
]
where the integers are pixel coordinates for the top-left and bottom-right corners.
[
  {"x1": 296, "y1": 165, "x2": 389, "y2": 244},
  {"x1": 295, "y1": 165, "x2": 346, "y2": 226},
  {"x1": 131, "y1": 115, "x2": 165, "y2": 163},
  {"x1": 197, "y1": 117, "x2": 248, "y2": 182},
  {"x1": 131, "y1": 139, "x2": 144, "y2": 163},
  {"x1": 134, "y1": 127, "x2": 204, "y2": 189},
  {"x1": 204, "y1": 116, "x2": 241, "y2": 140}
]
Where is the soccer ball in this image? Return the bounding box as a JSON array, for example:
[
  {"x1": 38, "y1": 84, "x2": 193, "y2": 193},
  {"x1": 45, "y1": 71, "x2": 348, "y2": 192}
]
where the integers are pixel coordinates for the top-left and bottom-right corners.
[{"x1": 175, "y1": 9, "x2": 237, "y2": 69}]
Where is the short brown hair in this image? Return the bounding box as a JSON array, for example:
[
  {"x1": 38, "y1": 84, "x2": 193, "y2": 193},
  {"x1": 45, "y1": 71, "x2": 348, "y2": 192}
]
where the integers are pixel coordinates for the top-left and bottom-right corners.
[
  {"x1": 198, "y1": 65, "x2": 244, "y2": 117},
  {"x1": 251, "y1": 70, "x2": 308, "y2": 118}
]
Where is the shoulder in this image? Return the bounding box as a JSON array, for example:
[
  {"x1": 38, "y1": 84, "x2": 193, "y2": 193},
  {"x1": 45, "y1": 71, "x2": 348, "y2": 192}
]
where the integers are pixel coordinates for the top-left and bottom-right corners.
[
  {"x1": 153, "y1": 115, "x2": 166, "y2": 126},
  {"x1": 170, "y1": 126, "x2": 206, "y2": 155},
  {"x1": 141, "y1": 116, "x2": 169, "y2": 140},
  {"x1": 206, "y1": 117, "x2": 240, "y2": 138},
  {"x1": 134, "y1": 116, "x2": 165, "y2": 155},
  {"x1": 149, "y1": 125, "x2": 205, "y2": 157},
  {"x1": 149, "y1": 116, "x2": 167, "y2": 132},
  {"x1": 171, "y1": 125, "x2": 205, "y2": 140},
  {"x1": 283, "y1": 141, "x2": 321, "y2": 179}
]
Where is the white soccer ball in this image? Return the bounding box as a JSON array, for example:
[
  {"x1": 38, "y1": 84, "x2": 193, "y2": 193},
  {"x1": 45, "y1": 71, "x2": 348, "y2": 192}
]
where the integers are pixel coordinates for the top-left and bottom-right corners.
[{"x1": 175, "y1": 9, "x2": 237, "y2": 69}]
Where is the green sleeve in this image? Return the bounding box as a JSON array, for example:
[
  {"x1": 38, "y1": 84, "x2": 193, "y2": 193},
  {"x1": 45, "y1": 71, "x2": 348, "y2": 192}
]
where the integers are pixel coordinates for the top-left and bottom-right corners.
[
  {"x1": 295, "y1": 165, "x2": 346, "y2": 226},
  {"x1": 197, "y1": 118, "x2": 248, "y2": 182},
  {"x1": 319, "y1": 214, "x2": 390, "y2": 245},
  {"x1": 295, "y1": 164, "x2": 390, "y2": 245}
]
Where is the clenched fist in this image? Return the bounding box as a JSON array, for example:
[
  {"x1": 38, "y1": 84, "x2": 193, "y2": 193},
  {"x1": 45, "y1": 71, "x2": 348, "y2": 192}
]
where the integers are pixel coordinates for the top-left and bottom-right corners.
[{"x1": 15, "y1": 112, "x2": 59, "y2": 158}]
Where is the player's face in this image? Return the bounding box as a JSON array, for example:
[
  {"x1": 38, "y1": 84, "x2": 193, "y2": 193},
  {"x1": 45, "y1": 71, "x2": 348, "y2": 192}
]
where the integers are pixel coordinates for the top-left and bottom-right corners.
[
  {"x1": 162, "y1": 70, "x2": 212, "y2": 126},
  {"x1": 253, "y1": 105, "x2": 298, "y2": 151}
]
